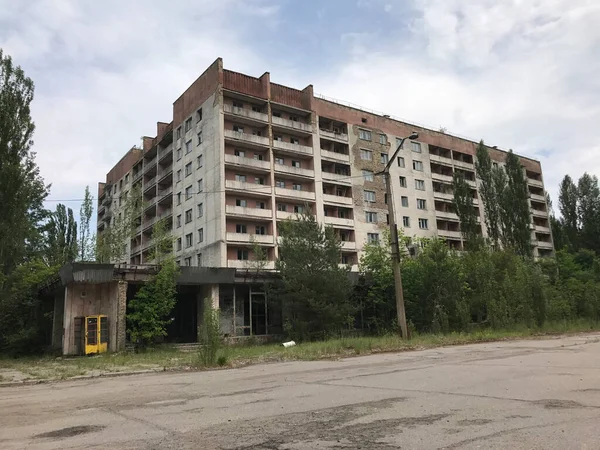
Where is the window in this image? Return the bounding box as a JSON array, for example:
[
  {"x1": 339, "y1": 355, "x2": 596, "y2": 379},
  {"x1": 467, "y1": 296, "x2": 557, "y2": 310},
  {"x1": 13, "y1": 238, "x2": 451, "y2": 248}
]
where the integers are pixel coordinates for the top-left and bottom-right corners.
[
  {"x1": 272, "y1": 111, "x2": 281, "y2": 118},
  {"x1": 196, "y1": 108, "x2": 203, "y2": 122},
  {"x1": 176, "y1": 238, "x2": 182, "y2": 251},
  {"x1": 197, "y1": 131, "x2": 202, "y2": 146},
  {"x1": 236, "y1": 199, "x2": 247, "y2": 207},
  {"x1": 275, "y1": 179, "x2": 285, "y2": 188},
  {"x1": 176, "y1": 148, "x2": 182, "y2": 160},
  {"x1": 234, "y1": 149, "x2": 245, "y2": 157},
  {"x1": 401, "y1": 196, "x2": 409, "y2": 207},
  {"x1": 493, "y1": 162, "x2": 499, "y2": 169},
  {"x1": 365, "y1": 211, "x2": 378, "y2": 223},
  {"x1": 255, "y1": 226, "x2": 266, "y2": 235},
  {"x1": 185, "y1": 209, "x2": 192, "y2": 223},
  {"x1": 359, "y1": 129, "x2": 372, "y2": 141},
  {"x1": 197, "y1": 179, "x2": 203, "y2": 192},
  {"x1": 415, "y1": 179, "x2": 425, "y2": 191},
  {"x1": 198, "y1": 228, "x2": 204, "y2": 243},
  {"x1": 379, "y1": 134, "x2": 387, "y2": 145},
  {"x1": 176, "y1": 214, "x2": 182, "y2": 228},
  {"x1": 275, "y1": 157, "x2": 284, "y2": 165},
  {"x1": 367, "y1": 233, "x2": 379, "y2": 243},
  {"x1": 292, "y1": 160, "x2": 301, "y2": 168},
  {"x1": 381, "y1": 153, "x2": 389, "y2": 164},
  {"x1": 290, "y1": 115, "x2": 298, "y2": 122},
  {"x1": 417, "y1": 199, "x2": 427, "y2": 210},
  {"x1": 361, "y1": 117, "x2": 367, "y2": 124},
  {"x1": 397, "y1": 156, "x2": 405, "y2": 168},
  {"x1": 292, "y1": 183, "x2": 302, "y2": 191},
  {"x1": 411, "y1": 142, "x2": 422, "y2": 153},
  {"x1": 235, "y1": 174, "x2": 246, "y2": 182},
  {"x1": 185, "y1": 185, "x2": 192, "y2": 200},
  {"x1": 294, "y1": 205, "x2": 304, "y2": 214},
  {"x1": 197, "y1": 253, "x2": 202, "y2": 266},
  {"x1": 252, "y1": 105, "x2": 261, "y2": 113},
  {"x1": 253, "y1": 130, "x2": 262, "y2": 137},
  {"x1": 185, "y1": 162, "x2": 192, "y2": 177},
  {"x1": 125, "y1": 174, "x2": 129, "y2": 183},
  {"x1": 341, "y1": 255, "x2": 351, "y2": 265},
  {"x1": 198, "y1": 203, "x2": 204, "y2": 217},
  {"x1": 277, "y1": 204, "x2": 287, "y2": 212},
  {"x1": 364, "y1": 190, "x2": 376, "y2": 202},
  {"x1": 176, "y1": 169, "x2": 182, "y2": 183},
  {"x1": 360, "y1": 149, "x2": 373, "y2": 160},
  {"x1": 399, "y1": 176, "x2": 407, "y2": 188},
  {"x1": 184, "y1": 257, "x2": 191, "y2": 267},
  {"x1": 413, "y1": 160, "x2": 423, "y2": 171},
  {"x1": 403, "y1": 216, "x2": 410, "y2": 228},
  {"x1": 254, "y1": 153, "x2": 264, "y2": 161},
  {"x1": 362, "y1": 170, "x2": 374, "y2": 182},
  {"x1": 254, "y1": 177, "x2": 264, "y2": 185},
  {"x1": 176, "y1": 126, "x2": 181, "y2": 140},
  {"x1": 384, "y1": 193, "x2": 388, "y2": 204},
  {"x1": 418, "y1": 218, "x2": 429, "y2": 229},
  {"x1": 176, "y1": 260, "x2": 181, "y2": 266},
  {"x1": 177, "y1": 192, "x2": 181, "y2": 205},
  {"x1": 236, "y1": 224, "x2": 247, "y2": 233},
  {"x1": 233, "y1": 100, "x2": 243, "y2": 108},
  {"x1": 274, "y1": 134, "x2": 282, "y2": 141},
  {"x1": 185, "y1": 140, "x2": 192, "y2": 154},
  {"x1": 256, "y1": 201, "x2": 265, "y2": 209},
  {"x1": 185, "y1": 233, "x2": 193, "y2": 248},
  {"x1": 233, "y1": 125, "x2": 244, "y2": 133},
  {"x1": 197, "y1": 154, "x2": 203, "y2": 168},
  {"x1": 290, "y1": 137, "x2": 299, "y2": 145},
  {"x1": 237, "y1": 249, "x2": 249, "y2": 260},
  {"x1": 184, "y1": 117, "x2": 192, "y2": 132}
]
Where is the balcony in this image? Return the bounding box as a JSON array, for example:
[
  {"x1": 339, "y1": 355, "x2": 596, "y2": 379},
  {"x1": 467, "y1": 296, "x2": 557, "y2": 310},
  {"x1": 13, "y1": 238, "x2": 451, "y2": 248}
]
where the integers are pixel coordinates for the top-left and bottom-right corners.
[
  {"x1": 429, "y1": 154, "x2": 453, "y2": 167},
  {"x1": 319, "y1": 129, "x2": 348, "y2": 142},
  {"x1": 274, "y1": 164, "x2": 315, "y2": 178},
  {"x1": 158, "y1": 186, "x2": 173, "y2": 203},
  {"x1": 224, "y1": 154, "x2": 270, "y2": 171},
  {"x1": 321, "y1": 149, "x2": 350, "y2": 163},
  {"x1": 536, "y1": 240, "x2": 554, "y2": 249},
  {"x1": 438, "y1": 229, "x2": 462, "y2": 239},
  {"x1": 131, "y1": 244, "x2": 141, "y2": 255},
  {"x1": 453, "y1": 159, "x2": 474, "y2": 170},
  {"x1": 535, "y1": 224, "x2": 551, "y2": 234},
  {"x1": 142, "y1": 238, "x2": 154, "y2": 251},
  {"x1": 341, "y1": 241, "x2": 357, "y2": 250},
  {"x1": 226, "y1": 232, "x2": 274, "y2": 244},
  {"x1": 228, "y1": 259, "x2": 276, "y2": 270},
  {"x1": 272, "y1": 115, "x2": 313, "y2": 133},
  {"x1": 530, "y1": 193, "x2": 546, "y2": 202},
  {"x1": 435, "y1": 210, "x2": 459, "y2": 221},
  {"x1": 144, "y1": 157, "x2": 157, "y2": 173},
  {"x1": 224, "y1": 129, "x2": 269, "y2": 147},
  {"x1": 433, "y1": 191, "x2": 454, "y2": 202},
  {"x1": 275, "y1": 187, "x2": 316, "y2": 201},
  {"x1": 431, "y1": 173, "x2": 454, "y2": 183},
  {"x1": 226, "y1": 205, "x2": 273, "y2": 219},
  {"x1": 144, "y1": 176, "x2": 157, "y2": 192},
  {"x1": 324, "y1": 216, "x2": 355, "y2": 228},
  {"x1": 157, "y1": 167, "x2": 173, "y2": 183},
  {"x1": 273, "y1": 139, "x2": 313, "y2": 155},
  {"x1": 276, "y1": 210, "x2": 296, "y2": 220},
  {"x1": 528, "y1": 178, "x2": 544, "y2": 188},
  {"x1": 225, "y1": 180, "x2": 272, "y2": 196},
  {"x1": 322, "y1": 171, "x2": 351, "y2": 185},
  {"x1": 133, "y1": 171, "x2": 143, "y2": 183},
  {"x1": 223, "y1": 104, "x2": 268, "y2": 123},
  {"x1": 158, "y1": 147, "x2": 173, "y2": 163},
  {"x1": 323, "y1": 194, "x2": 353, "y2": 206},
  {"x1": 531, "y1": 209, "x2": 548, "y2": 218}
]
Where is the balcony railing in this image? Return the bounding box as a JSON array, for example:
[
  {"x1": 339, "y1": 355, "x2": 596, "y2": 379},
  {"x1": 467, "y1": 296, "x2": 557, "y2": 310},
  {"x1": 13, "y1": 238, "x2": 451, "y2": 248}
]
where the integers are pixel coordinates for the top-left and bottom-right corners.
[
  {"x1": 272, "y1": 115, "x2": 312, "y2": 133},
  {"x1": 274, "y1": 164, "x2": 315, "y2": 178},
  {"x1": 224, "y1": 154, "x2": 270, "y2": 170},
  {"x1": 276, "y1": 210, "x2": 296, "y2": 220},
  {"x1": 433, "y1": 191, "x2": 454, "y2": 201},
  {"x1": 226, "y1": 232, "x2": 274, "y2": 244},
  {"x1": 157, "y1": 167, "x2": 173, "y2": 182},
  {"x1": 133, "y1": 171, "x2": 143, "y2": 183},
  {"x1": 322, "y1": 171, "x2": 351, "y2": 185},
  {"x1": 144, "y1": 176, "x2": 157, "y2": 190},
  {"x1": 227, "y1": 259, "x2": 276, "y2": 270},
  {"x1": 223, "y1": 104, "x2": 268, "y2": 122},
  {"x1": 438, "y1": 229, "x2": 462, "y2": 239},
  {"x1": 535, "y1": 224, "x2": 551, "y2": 233},
  {"x1": 429, "y1": 154, "x2": 453, "y2": 166},
  {"x1": 273, "y1": 139, "x2": 313, "y2": 155},
  {"x1": 431, "y1": 173, "x2": 454, "y2": 183},
  {"x1": 323, "y1": 194, "x2": 353, "y2": 206},
  {"x1": 341, "y1": 241, "x2": 357, "y2": 250},
  {"x1": 225, "y1": 180, "x2": 272, "y2": 195},
  {"x1": 531, "y1": 209, "x2": 548, "y2": 218},
  {"x1": 435, "y1": 210, "x2": 459, "y2": 221},
  {"x1": 324, "y1": 216, "x2": 355, "y2": 227},
  {"x1": 158, "y1": 186, "x2": 173, "y2": 201},
  {"x1": 536, "y1": 240, "x2": 554, "y2": 249},
  {"x1": 144, "y1": 157, "x2": 157, "y2": 173},
  {"x1": 321, "y1": 149, "x2": 350, "y2": 163},
  {"x1": 274, "y1": 187, "x2": 316, "y2": 201},
  {"x1": 224, "y1": 129, "x2": 269, "y2": 147},
  {"x1": 528, "y1": 178, "x2": 543, "y2": 188},
  {"x1": 453, "y1": 159, "x2": 474, "y2": 169},
  {"x1": 319, "y1": 129, "x2": 348, "y2": 142},
  {"x1": 225, "y1": 205, "x2": 273, "y2": 219},
  {"x1": 530, "y1": 193, "x2": 546, "y2": 202}
]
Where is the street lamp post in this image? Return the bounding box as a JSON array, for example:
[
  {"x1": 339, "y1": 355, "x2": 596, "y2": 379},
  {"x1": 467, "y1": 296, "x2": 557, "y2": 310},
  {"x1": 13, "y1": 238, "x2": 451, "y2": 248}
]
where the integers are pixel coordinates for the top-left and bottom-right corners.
[{"x1": 377, "y1": 131, "x2": 418, "y2": 339}]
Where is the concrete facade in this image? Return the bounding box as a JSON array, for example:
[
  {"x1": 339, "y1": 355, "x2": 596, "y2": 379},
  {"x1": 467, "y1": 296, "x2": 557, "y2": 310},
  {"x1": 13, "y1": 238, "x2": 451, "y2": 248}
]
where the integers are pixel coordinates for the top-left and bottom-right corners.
[{"x1": 97, "y1": 58, "x2": 554, "y2": 269}]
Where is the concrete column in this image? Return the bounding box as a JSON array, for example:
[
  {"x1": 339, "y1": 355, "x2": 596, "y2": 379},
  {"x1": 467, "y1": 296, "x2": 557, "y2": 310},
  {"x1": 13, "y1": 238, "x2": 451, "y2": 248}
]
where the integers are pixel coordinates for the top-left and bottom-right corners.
[
  {"x1": 51, "y1": 288, "x2": 65, "y2": 351},
  {"x1": 116, "y1": 280, "x2": 128, "y2": 351}
]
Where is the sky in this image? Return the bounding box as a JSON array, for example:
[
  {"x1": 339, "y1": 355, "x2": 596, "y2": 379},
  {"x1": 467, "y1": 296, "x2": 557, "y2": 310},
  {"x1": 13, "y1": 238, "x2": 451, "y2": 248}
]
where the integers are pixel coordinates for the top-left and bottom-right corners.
[{"x1": 1, "y1": 0, "x2": 599, "y2": 218}]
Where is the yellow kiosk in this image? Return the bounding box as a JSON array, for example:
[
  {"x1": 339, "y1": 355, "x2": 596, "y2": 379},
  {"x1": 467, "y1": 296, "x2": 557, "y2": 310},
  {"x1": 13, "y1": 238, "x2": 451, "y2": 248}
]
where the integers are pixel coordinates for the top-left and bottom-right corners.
[{"x1": 74, "y1": 315, "x2": 108, "y2": 355}]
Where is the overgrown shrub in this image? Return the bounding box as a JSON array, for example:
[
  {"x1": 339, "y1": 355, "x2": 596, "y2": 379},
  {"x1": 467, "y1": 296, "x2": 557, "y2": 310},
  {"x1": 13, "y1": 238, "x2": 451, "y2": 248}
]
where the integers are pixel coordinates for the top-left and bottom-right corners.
[{"x1": 199, "y1": 297, "x2": 221, "y2": 366}]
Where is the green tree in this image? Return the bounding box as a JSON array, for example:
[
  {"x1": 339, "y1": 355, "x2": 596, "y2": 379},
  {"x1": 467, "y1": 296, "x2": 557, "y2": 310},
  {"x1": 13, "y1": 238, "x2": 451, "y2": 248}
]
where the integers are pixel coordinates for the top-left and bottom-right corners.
[
  {"x1": 273, "y1": 213, "x2": 353, "y2": 340},
  {"x1": 79, "y1": 185, "x2": 94, "y2": 261},
  {"x1": 45, "y1": 203, "x2": 78, "y2": 266},
  {"x1": 558, "y1": 175, "x2": 579, "y2": 250},
  {"x1": 475, "y1": 141, "x2": 501, "y2": 248},
  {"x1": 148, "y1": 217, "x2": 173, "y2": 264},
  {"x1": 452, "y1": 171, "x2": 480, "y2": 249},
  {"x1": 577, "y1": 173, "x2": 600, "y2": 254},
  {"x1": 502, "y1": 151, "x2": 532, "y2": 257},
  {"x1": 0, "y1": 49, "x2": 49, "y2": 274}
]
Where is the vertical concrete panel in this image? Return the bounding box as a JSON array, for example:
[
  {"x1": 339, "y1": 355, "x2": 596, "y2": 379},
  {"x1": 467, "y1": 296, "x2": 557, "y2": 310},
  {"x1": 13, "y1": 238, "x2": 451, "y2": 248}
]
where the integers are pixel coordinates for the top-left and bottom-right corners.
[
  {"x1": 116, "y1": 281, "x2": 127, "y2": 351},
  {"x1": 52, "y1": 288, "x2": 65, "y2": 351},
  {"x1": 62, "y1": 285, "x2": 73, "y2": 355}
]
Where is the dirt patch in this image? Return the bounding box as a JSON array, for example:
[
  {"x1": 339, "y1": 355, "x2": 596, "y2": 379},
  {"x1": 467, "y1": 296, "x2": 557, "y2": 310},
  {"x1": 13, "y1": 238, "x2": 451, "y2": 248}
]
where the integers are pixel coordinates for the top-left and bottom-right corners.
[
  {"x1": 34, "y1": 425, "x2": 105, "y2": 439},
  {"x1": 457, "y1": 418, "x2": 493, "y2": 426},
  {"x1": 533, "y1": 399, "x2": 585, "y2": 409},
  {"x1": 576, "y1": 388, "x2": 600, "y2": 393},
  {"x1": 506, "y1": 414, "x2": 532, "y2": 419}
]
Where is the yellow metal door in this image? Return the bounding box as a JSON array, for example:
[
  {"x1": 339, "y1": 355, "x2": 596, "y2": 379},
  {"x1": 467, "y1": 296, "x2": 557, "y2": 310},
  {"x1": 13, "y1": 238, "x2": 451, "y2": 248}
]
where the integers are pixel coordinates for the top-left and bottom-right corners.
[
  {"x1": 98, "y1": 316, "x2": 108, "y2": 353},
  {"x1": 85, "y1": 316, "x2": 99, "y2": 355}
]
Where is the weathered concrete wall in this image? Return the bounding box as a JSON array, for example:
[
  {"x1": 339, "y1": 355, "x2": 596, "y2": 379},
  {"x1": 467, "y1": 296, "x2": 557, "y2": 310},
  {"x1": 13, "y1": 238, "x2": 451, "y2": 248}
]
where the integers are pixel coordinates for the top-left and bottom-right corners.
[{"x1": 51, "y1": 289, "x2": 65, "y2": 351}]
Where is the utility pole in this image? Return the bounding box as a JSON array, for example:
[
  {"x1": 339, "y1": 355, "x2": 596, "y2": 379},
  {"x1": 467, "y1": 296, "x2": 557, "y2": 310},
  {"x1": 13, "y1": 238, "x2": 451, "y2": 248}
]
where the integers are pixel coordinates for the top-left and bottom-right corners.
[{"x1": 378, "y1": 131, "x2": 418, "y2": 339}]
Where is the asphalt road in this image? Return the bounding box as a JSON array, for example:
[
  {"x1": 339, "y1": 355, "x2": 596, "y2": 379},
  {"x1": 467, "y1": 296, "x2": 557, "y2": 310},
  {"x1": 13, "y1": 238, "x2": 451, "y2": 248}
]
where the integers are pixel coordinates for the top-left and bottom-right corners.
[{"x1": 2, "y1": 334, "x2": 600, "y2": 450}]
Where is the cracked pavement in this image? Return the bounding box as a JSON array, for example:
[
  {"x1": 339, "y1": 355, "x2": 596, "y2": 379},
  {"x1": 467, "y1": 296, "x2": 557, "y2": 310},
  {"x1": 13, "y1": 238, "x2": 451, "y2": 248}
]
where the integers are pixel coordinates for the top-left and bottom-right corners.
[{"x1": 1, "y1": 333, "x2": 600, "y2": 449}]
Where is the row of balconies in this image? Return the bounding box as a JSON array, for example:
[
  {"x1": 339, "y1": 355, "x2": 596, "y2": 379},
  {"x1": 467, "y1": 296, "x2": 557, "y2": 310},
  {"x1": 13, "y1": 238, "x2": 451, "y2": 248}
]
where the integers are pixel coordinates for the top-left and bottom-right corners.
[
  {"x1": 225, "y1": 232, "x2": 358, "y2": 250},
  {"x1": 224, "y1": 204, "x2": 355, "y2": 226}
]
